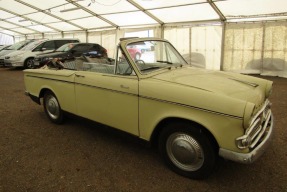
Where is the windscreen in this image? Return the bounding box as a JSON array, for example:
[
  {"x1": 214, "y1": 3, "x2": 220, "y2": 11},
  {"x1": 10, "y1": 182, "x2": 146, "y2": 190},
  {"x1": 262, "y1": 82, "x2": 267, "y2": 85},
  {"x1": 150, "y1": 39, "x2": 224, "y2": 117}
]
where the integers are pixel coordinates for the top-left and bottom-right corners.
[
  {"x1": 56, "y1": 43, "x2": 75, "y2": 52},
  {"x1": 7, "y1": 40, "x2": 35, "y2": 50},
  {"x1": 126, "y1": 40, "x2": 187, "y2": 74}
]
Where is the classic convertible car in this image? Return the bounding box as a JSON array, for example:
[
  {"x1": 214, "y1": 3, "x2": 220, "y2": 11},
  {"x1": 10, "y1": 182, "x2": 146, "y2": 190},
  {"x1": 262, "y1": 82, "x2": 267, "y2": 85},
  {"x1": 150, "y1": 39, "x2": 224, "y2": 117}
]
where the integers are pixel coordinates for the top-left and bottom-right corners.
[{"x1": 24, "y1": 37, "x2": 273, "y2": 179}]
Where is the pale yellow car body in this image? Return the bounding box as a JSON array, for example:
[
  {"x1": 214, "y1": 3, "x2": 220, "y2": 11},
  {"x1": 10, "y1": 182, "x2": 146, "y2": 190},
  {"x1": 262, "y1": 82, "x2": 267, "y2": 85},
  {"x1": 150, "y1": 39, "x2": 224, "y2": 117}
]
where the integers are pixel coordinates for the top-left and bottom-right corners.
[{"x1": 24, "y1": 38, "x2": 273, "y2": 166}]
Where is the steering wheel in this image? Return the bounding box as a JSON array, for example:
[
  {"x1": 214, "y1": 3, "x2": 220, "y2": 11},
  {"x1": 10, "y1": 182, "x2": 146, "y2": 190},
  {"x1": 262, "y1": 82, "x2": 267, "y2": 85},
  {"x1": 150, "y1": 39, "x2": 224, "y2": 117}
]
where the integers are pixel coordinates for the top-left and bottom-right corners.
[
  {"x1": 135, "y1": 59, "x2": 145, "y2": 65},
  {"x1": 123, "y1": 65, "x2": 132, "y2": 75}
]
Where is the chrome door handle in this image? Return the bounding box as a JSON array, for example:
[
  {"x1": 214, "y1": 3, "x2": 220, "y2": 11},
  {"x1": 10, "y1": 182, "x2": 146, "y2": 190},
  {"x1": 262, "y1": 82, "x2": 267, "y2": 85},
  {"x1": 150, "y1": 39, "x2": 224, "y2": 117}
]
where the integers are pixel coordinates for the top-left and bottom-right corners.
[{"x1": 120, "y1": 85, "x2": 129, "y2": 89}]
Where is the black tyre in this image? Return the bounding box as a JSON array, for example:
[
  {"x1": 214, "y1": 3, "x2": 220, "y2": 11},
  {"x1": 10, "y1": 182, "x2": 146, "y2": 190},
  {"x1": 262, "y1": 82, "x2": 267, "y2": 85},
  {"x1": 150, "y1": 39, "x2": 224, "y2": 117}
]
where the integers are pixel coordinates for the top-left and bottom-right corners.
[
  {"x1": 43, "y1": 91, "x2": 64, "y2": 124},
  {"x1": 159, "y1": 121, "x2": 217, "y2": 179},
  {"x1": 24, "y1": 58, "x2": 35, "y2": 69}
]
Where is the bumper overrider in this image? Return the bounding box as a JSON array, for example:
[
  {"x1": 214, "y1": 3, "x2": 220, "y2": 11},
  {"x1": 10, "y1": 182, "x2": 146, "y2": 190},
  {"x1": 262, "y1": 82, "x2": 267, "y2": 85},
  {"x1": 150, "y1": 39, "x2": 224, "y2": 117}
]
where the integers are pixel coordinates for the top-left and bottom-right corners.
[{"x1": 219, "y1": 99, "x2": 274, "y2": 164}]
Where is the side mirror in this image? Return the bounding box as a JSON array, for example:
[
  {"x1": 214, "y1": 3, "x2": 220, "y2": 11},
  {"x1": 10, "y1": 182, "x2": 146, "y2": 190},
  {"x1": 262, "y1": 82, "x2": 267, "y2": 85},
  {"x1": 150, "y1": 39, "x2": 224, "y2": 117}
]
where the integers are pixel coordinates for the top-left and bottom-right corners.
[{"x1": 41, "y1": 47, "x2": 47, "y2": 51}]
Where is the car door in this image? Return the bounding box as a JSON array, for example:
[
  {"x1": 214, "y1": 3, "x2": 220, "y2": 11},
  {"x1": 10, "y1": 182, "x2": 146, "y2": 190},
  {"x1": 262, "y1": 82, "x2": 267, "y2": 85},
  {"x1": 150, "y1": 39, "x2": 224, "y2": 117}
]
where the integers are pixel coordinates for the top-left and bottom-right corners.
[{"x1": 74, "y1": 50, "x2": 139, "y2": 136}]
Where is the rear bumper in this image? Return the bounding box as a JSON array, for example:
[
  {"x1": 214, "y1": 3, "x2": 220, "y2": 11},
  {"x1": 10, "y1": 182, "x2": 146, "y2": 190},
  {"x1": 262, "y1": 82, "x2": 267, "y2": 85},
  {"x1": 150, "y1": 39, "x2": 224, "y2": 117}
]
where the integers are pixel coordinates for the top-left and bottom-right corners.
[
  {"x1": 4, "y1": 59, "x2": 23, "y2": 67},
  {"x1": 219, "y1": 113, "x2": 274, "y2": 164}
]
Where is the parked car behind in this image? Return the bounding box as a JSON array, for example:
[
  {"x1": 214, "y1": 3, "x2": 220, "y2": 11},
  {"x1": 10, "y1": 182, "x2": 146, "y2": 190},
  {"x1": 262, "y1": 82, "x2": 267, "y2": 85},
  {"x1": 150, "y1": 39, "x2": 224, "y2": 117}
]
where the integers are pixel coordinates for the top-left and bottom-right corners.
[
  {"x1": 127, "y1": 45, "x2": 141, "y2": 60},
  {"x1": 0, "y1": 39, "x2": 36, "y2": 66},
  {"x1": 4, "y1": 38, "x2": 79, "y2": 69},
  {"x1": 34, "y1": 43, "x2": 107, "y2": 68}
]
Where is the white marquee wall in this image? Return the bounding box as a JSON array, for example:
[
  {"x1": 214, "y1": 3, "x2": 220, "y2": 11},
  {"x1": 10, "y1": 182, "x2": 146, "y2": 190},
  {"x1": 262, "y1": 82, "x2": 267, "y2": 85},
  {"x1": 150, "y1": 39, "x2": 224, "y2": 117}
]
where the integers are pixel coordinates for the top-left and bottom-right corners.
[
  {"x1": 223, "y1": 21, "x2": 287, "y2": 78},
  {"x1": 2, "y1": 21, "x2": 287, "y2": 78}
]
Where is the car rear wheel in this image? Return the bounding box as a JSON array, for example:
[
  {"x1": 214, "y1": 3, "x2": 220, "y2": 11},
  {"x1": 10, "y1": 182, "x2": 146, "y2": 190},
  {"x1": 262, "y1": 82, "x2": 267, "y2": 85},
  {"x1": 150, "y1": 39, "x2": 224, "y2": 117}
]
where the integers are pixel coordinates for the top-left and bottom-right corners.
[
  {"x1": 159, "y1": 121, "x2": 217, "y2": 179},
  {"x1": 43, "y1": 91, "x2": 63, "y2": 124}
]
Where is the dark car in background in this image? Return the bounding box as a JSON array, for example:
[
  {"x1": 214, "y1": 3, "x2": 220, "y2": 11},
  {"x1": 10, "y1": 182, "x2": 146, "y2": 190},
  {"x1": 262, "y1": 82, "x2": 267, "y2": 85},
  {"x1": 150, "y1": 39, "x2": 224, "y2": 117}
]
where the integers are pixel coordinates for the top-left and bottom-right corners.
[{"x1": 34, "y1": 43, "x2": 107, "y2": 67}]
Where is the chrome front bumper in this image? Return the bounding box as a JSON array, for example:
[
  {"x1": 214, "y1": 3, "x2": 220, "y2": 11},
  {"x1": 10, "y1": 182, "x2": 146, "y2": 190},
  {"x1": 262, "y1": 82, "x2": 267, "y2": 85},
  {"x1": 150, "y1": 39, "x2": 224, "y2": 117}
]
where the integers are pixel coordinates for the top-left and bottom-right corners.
[{"x1": 219, "y1": 113, "x2": 274, "y2": 164}]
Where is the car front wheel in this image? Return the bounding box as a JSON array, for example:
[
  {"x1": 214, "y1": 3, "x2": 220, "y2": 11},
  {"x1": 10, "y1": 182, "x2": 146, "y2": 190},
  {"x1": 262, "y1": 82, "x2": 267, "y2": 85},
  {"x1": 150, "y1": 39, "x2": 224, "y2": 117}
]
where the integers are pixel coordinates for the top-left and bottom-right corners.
[
  {"x1": 159, "y1": 121, "x2": 217, "y2": 179},
  {"x1": 43, "y1": 91, "x2": 63, "y2": 124},
  {"x1": 25, "y1": 58, "x2": 35, "y2": 69}
]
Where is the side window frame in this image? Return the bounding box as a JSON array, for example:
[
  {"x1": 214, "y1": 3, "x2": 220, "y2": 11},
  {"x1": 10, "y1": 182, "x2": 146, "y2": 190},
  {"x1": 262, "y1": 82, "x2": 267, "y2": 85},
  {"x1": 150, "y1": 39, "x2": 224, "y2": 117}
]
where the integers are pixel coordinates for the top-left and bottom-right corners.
[
  {"x1": 115, "y1": 46, "x2": 135, "y2": 76},
  {"x1": 35, "y1": 41, "x2": 55, "y2": 51}
]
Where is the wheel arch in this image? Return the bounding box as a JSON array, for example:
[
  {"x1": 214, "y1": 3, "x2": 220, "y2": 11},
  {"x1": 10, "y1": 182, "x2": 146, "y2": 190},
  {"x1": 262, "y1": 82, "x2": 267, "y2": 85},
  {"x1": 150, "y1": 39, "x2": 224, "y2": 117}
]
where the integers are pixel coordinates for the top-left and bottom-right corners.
[
  {"x1": 150, "y1": 117, "x2": 219, "y2": 152},
  {"x1": 39, "y1": 88, "x2": 55, "y2": 103}
]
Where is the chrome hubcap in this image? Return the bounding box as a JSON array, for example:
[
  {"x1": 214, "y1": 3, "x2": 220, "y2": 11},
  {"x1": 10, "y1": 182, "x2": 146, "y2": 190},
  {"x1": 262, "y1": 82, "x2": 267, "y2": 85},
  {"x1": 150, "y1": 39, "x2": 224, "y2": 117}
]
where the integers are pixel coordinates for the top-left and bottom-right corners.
[
  {"x1": 166, "y1": 133, "x2": 204, "y2": 171},
  {"x1": 45, "y1": 95, "x2": 60, "y2": 120}
]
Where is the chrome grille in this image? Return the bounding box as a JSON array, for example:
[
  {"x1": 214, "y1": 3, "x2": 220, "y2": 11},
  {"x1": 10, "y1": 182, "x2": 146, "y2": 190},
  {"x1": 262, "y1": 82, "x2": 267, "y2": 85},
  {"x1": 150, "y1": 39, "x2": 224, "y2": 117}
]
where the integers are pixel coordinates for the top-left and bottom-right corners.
[
  {"x1": 236, "y1": 99, "x2": 272, "y2": 149},
  {"x1": 247, "y1": 100, "x2": 272, "y2": 149}
]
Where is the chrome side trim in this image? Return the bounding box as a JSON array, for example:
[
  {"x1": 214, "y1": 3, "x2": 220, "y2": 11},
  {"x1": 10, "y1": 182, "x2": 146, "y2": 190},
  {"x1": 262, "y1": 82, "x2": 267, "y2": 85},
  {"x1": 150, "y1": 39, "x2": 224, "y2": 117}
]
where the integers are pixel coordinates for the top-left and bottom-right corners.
[
  {"x1": 219, "y1": 113, "x2": 274, "y2": 164},
  {"x1": 140, "y1": 95, "x2": 243, "y2": 120}
]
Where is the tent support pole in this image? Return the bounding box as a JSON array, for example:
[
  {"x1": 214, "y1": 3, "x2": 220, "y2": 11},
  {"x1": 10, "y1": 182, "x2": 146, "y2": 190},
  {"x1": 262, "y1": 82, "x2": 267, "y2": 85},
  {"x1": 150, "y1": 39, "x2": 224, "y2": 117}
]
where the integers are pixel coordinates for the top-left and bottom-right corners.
[{"x1": 220, "y1": 22, "x2": 226, "y2": 71}]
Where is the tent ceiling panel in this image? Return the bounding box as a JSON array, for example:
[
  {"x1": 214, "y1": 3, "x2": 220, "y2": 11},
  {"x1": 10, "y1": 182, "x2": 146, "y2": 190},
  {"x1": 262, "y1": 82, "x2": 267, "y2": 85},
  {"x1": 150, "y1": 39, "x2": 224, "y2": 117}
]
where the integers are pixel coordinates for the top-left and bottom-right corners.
[
  {"x1": 50, "y1": 7, "x2": 92, "y2": 20},
  {"x1": 6, "y1": 17, "x2": 34, "y2": 27},
  {"x1": 0, "y1": 10, "x2": 16, "y2": 19},
  {"x1": 47, "y1": 22, "x2": 82, "y2": 31},
  {"x1": 0, "y1": 21, "x2": 19, "y2": 29},
  {"x1": 27, "y1": 25, "x2": 56, "y2": 33},
  {"x1": 215, "y1": 0, "x2": 287, "y2": 21},
  {"x1": 25, "y1": 12, "x2": 61, "y2": 24},
  {"x1": 0, "y1": 0, "x2": 286, "y2": 37},
  {"x1": 20, "y1": 0, "x2": 68, "y2": 10},
  {"x1": 150, "y1": 4, "x2": 220, "y2": 23},
  {"x1": 102, "y1": 11, "x2": 158, "y2": 26},
  {"x1": 0, "y1": 29, "x2": 19, "y2": 36},
  {"x1": 77, "y1": 0, "x2": 138, "y2": 14},
  {"x1": 133, "y1": 0, "x2": 207, "y2": 9},
  {"x1": 70, "y1": 17, "x2": 113, "y2": 29},
  {"x1": 12, "y1": 27, "x2": 38, "y2": 34},
  {"x1": 0, "y1": 0, "x2": 36, "y2": 15}
]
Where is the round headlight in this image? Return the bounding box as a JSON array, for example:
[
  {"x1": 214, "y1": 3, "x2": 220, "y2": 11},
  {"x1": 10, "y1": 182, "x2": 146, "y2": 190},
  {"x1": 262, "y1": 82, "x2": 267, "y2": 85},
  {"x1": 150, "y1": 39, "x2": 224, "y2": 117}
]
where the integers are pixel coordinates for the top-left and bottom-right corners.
[{"x1": 265, "y1": 81, "x2": 273, "y2": 98}]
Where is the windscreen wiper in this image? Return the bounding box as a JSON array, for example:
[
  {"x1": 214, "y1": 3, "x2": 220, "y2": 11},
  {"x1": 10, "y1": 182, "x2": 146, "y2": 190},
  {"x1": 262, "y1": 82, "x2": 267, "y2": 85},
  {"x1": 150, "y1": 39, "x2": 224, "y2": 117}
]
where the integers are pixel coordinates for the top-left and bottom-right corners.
[
  {"x1": 156, "y1": 60, "x2": 173, "y2": 64},
  {"x1": 141, "y1": 66, "x2": 161, "y2": 71}
]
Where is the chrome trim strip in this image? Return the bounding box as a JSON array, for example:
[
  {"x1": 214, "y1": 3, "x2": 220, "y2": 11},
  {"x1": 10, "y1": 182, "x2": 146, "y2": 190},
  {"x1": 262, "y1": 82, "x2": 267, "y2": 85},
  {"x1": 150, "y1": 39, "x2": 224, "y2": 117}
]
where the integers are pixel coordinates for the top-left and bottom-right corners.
[
  {"x1": 140, "y1": 95, "x2": 243, "y2": 120},
  {"x1": 229, "y1": 78, "x2": 259, "y2": 87},
  {"x1": 76, "y1": 83, "x2": 137, "y2": 97},
  {"x1": 219, "y1": 113, "x2": 273, "y2": 164},
  {"x1": 26, "y1": 75, "x2": 74, "y2": 84}
]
